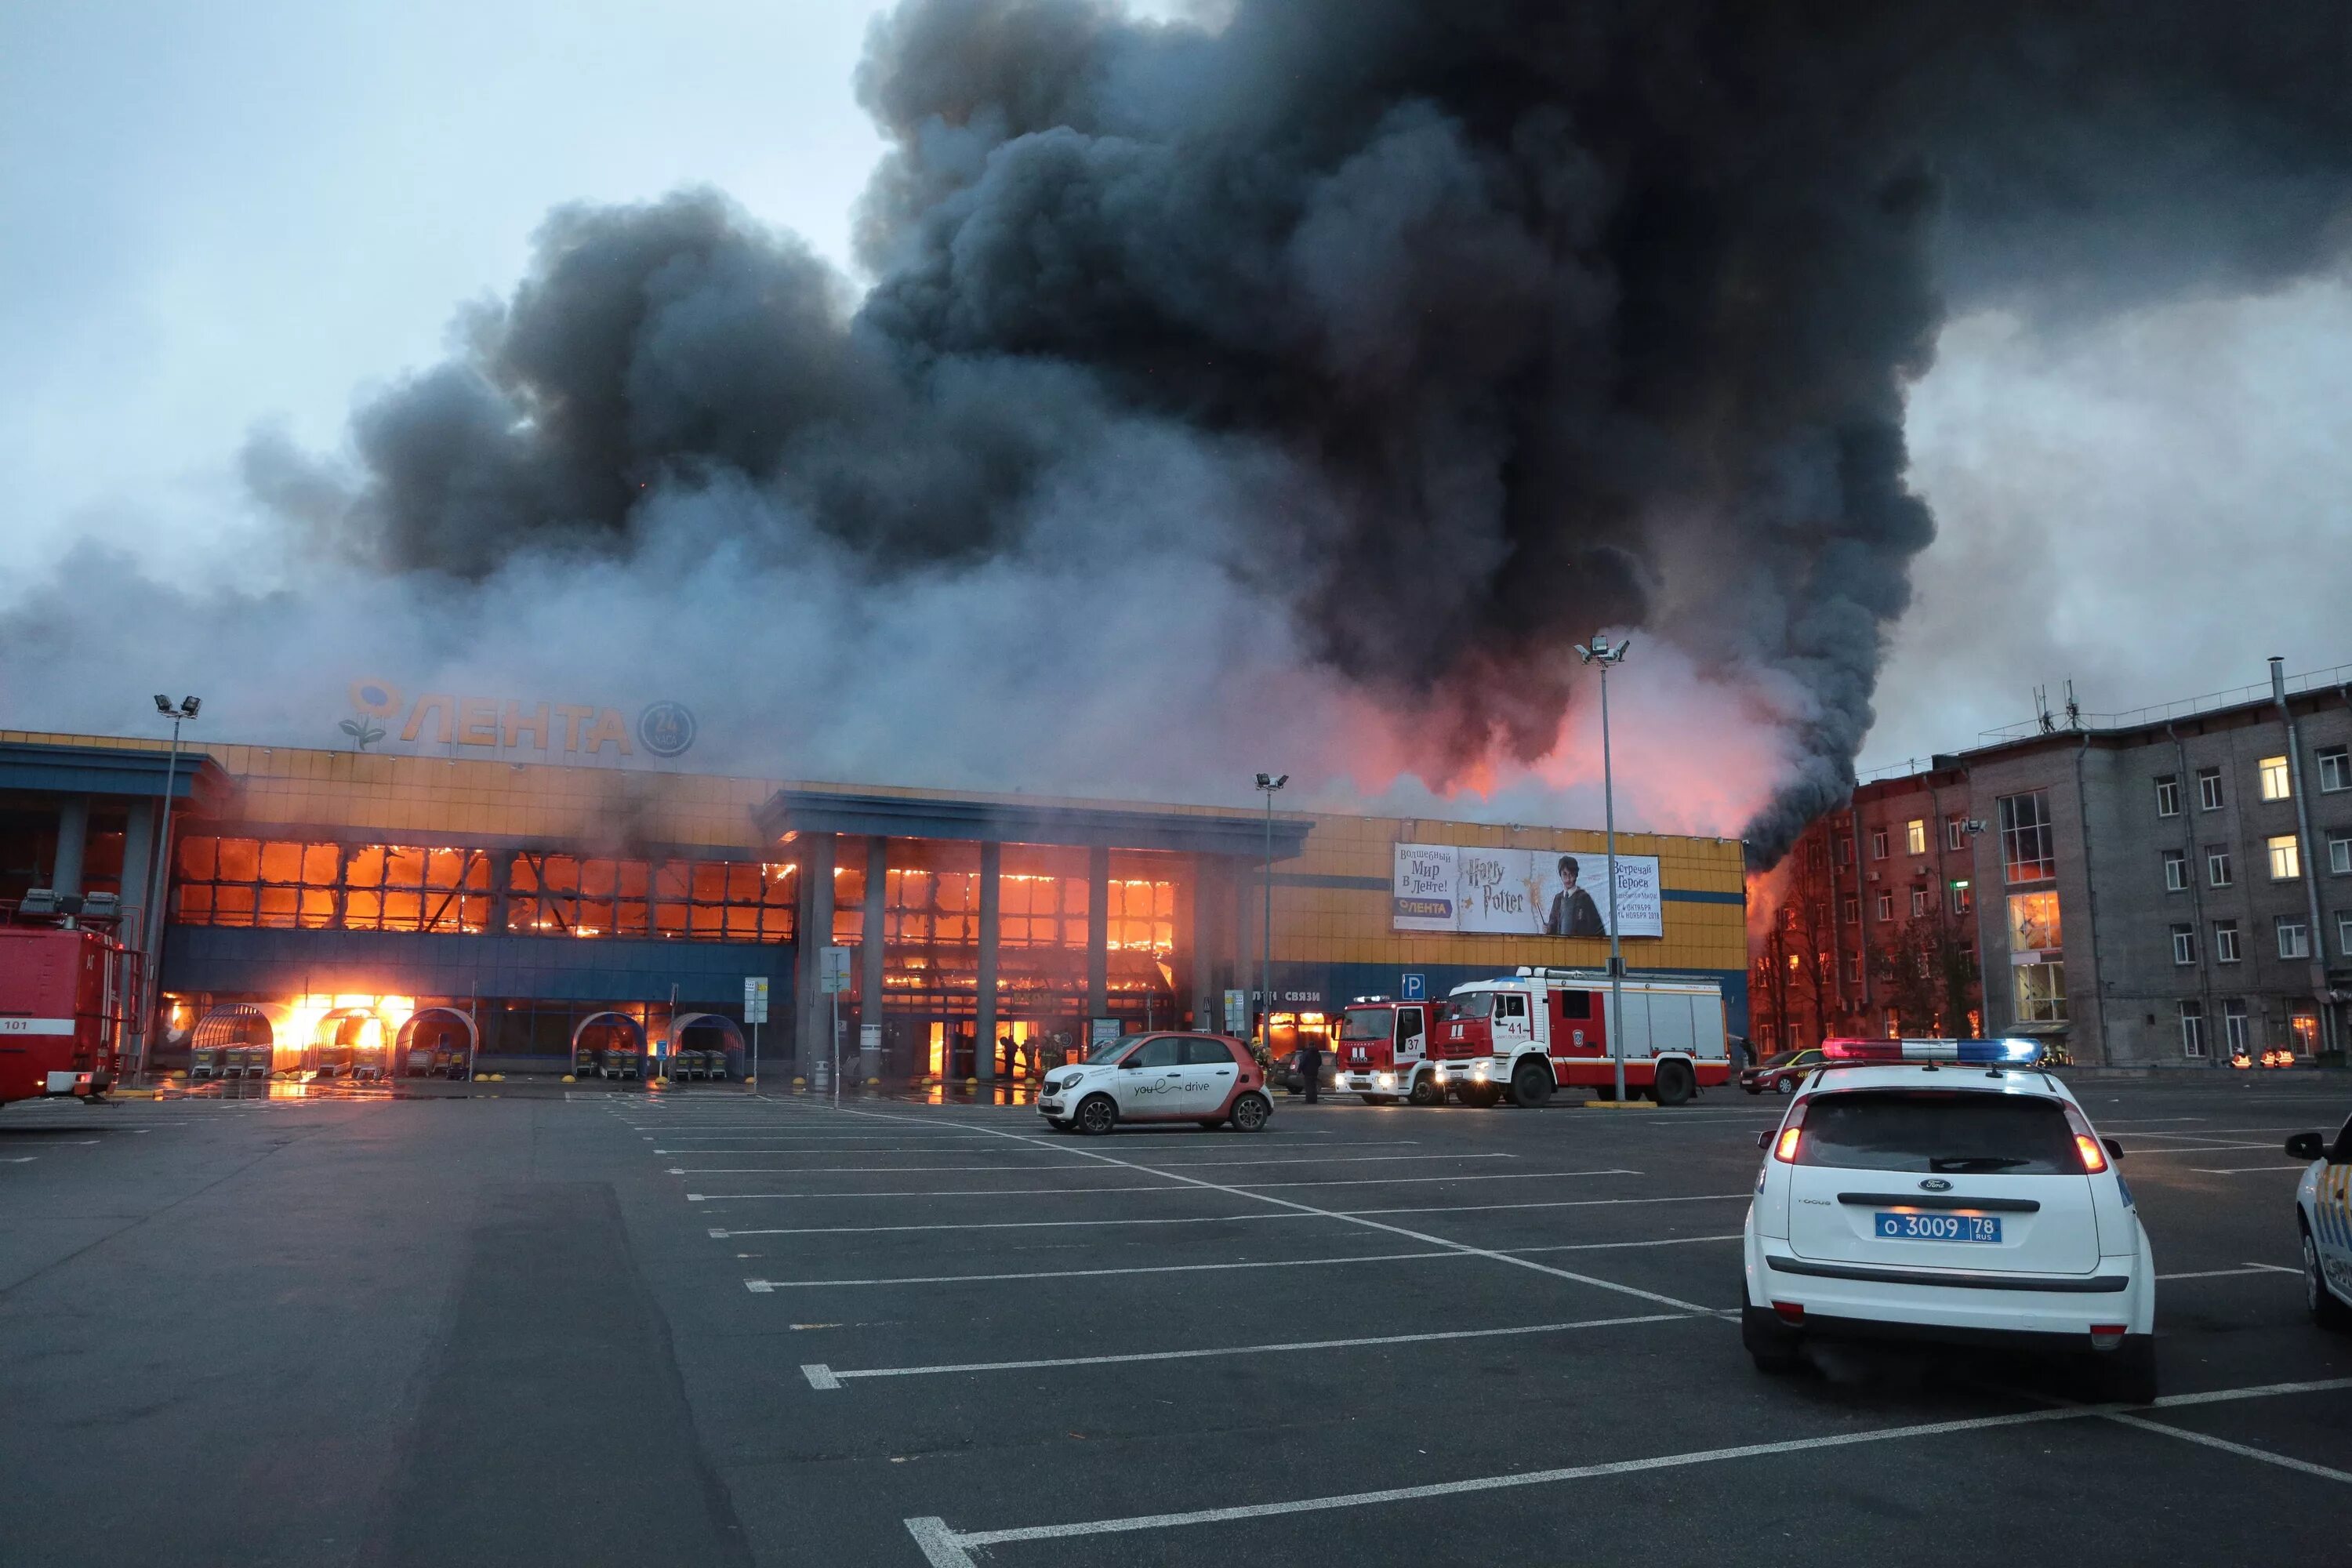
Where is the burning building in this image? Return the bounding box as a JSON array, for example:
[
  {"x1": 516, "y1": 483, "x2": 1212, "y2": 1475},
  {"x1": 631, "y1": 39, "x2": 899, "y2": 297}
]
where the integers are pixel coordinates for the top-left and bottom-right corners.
[{"x1": 1, "y1": 729, "x2": 1746, "y2": 1082}]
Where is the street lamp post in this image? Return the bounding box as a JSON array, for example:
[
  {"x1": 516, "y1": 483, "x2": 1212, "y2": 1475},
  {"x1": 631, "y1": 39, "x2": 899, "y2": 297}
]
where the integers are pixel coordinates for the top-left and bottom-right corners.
[
  {"x1": 137, "y1": 695, "x2": 201, "y2": 1084},
  {"x1": 1574, "y1": 637, "x2": 1630, "y2": 1102},
  {"x1": 1254, "y1": 772, "x2": 1287, "y2": 1048}
]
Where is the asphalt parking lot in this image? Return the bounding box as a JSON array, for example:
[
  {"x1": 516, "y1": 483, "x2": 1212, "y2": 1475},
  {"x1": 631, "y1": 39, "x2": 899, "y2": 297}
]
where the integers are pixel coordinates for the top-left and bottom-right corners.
[{"x1": 2, "y1": 1075, "x2": 2347, "y2": 1566}]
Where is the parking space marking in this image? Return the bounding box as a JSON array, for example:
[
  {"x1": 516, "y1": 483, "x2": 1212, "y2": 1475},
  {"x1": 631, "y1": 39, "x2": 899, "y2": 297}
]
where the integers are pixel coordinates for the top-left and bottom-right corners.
[
  {"x1": 829, "y1": 1107, "x2": 1716, "y2": 1314},
  {"x1": 1234, "y1": 1168, "x2": 1641, "y2": 1189},
  {"x1": 2105, "y1": 1413, "x2": 2352, "y2": 1484},
  {"x1": 748, "y1": 1248, "x2": 1461, "y2": 1290},
  {"x1": 808, "y1": 1309, "x2": 1689, "y2": 1390},
  {"x1": 1512, "y1": 1234, "x2": 1744, "y2": 1255},
  {"x1": 2157, "y1": 1262, "x2": 2300, "y2": 1280},
  {"x1": 690, "y1": 1183, "x2": 1210, "y2": 1202},
  {"x1": 1348, "y1": 1192, "x2": 1751, "y2": 1218},
  {"x1": 711, "y1": 1212, "x2": 1318, "y2": 1238},
  {"x1": 2190, "y1": 1165, "x2": 2312, "y2": 1174},
  {"x1": 2118, "y1": 1142, "x2": 2298, "y2": 1156},
  {"x1": 903, "y1": 1376, "x2": 2352, "y2": 1563},
  {"x1": 669, "y1": 1153, "x2": 1515, "y2": 1174}
]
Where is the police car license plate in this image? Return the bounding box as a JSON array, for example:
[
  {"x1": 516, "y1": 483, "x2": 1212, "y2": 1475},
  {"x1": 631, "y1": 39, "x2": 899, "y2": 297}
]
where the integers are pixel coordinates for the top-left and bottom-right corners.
[{"x1": 1875, "y1": 1212, "x2": 2000, "y2": 1243}]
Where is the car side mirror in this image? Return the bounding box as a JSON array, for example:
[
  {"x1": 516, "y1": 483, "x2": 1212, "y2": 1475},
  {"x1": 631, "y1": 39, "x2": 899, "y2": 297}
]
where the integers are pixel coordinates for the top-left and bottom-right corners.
[
  {"x1": 2285, "y1": 1131, "x2": 2327, "y2": 1160},
  {"x1": 1755, "y1": 1131, "x2": 1772, "y2": 1150},
  {"x1": 1117, "y1": 1057, "x2": 1142, "y2": 1069},
  {"x1": 2100, "y1": 1137, "x2": 2124, "y2": 1163}
]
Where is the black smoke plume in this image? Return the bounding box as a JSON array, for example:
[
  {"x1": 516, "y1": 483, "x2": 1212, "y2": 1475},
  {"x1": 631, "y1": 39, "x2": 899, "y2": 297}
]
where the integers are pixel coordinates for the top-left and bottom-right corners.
[{"x1": 72, "y1": 2, "x2": 2352, "y2": 851}]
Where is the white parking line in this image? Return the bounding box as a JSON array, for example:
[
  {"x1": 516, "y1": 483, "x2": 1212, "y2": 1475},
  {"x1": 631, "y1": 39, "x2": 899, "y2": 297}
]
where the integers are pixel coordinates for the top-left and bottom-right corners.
[
  {"x1": 749, "y1": 1249, "x2": 1459, "y2": 1290},
  {"x1": 1512, "y1": 1234, "x2": 1744, "y2": 1255},
  {"x1": 808, "y1": 1309, "x2": 1689, "y2": 1390},
  {"x1": 1349, "y1": 1192, "x2": 1751, "y2": 1218},
  {"x1": 2119, "y1": 1142, "x2": 2296, "y2": 1156},
  {"x1": 2155, "y1": 1262, "x2": 2300, "y2": 1280},
  {"x1": 902, "y1": 1376, "x2": 2352, "y2": 1564},
  {"x1": 685, "y1": 1169, "x2": 1638, "y2": 1200},
  {"x1": 711, "y1": 1212, "x2": 1317, "y2": 1238},
  {"x1": 2190, "y1": 1165, "x2": 2311, "y2": 1174},
  {"x1": 828, "y1": 1105, "x2": 1714, "y2": 1315},
  {"x1": 668, "y1": 1154, "x2": 1515, "y2": 1174}
]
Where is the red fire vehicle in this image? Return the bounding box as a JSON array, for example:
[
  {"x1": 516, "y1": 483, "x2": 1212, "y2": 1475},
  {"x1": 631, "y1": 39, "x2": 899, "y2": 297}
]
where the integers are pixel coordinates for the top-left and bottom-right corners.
[
  {"x1": 1334, "y1": 996, "x2": 1480, "y2": 1105},
  {"x1": 0, "y1": 903, "x2": 134, "y2": 1108},
  {"x1": 1432, "y1": 966, "x2": 1730, "y2": 1107}
]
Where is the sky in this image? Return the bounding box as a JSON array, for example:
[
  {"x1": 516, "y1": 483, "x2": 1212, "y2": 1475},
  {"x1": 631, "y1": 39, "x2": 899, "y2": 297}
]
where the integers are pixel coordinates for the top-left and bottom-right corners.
[{"x1": 3, "y1": 0, "x2": 2347, "y2": 785}]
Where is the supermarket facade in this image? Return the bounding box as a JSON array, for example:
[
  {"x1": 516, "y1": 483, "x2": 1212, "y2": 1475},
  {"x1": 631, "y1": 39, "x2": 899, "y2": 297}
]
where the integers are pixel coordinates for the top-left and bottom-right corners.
[{"x1": 0, "y1": 728, "x2": 1748, "y2": 1079}]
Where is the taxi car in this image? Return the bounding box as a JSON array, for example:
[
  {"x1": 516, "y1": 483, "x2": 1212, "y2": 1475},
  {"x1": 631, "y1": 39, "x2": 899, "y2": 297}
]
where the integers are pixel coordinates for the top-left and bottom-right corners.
[
  {"x1": 1743, "y1": 1048, "x2": 1825, "y2": 1094},
  {"x1": 1743, "y1": 1037, "x2": 2157, "y2": 1402},
  {"x1": 2286, "y1": 1111, "x2": 2352, "y2": 1330},
  {"x1": 1038, "y1": 1031, "x2": 1272, "y2": 1135}
]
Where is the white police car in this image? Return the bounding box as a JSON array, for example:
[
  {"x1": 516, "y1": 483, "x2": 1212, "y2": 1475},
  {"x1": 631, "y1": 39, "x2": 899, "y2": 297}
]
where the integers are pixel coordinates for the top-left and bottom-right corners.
[
  {"x1": 1038, "y1": 1031, "x2": 1272, "y2": 1135},
  {"x1": 2286, "y1": 1111, "x2": 2352, "y2": 1330},
  {"x1": 1743, "y1": 1037, "x2": 2158, "y2": 1402}
]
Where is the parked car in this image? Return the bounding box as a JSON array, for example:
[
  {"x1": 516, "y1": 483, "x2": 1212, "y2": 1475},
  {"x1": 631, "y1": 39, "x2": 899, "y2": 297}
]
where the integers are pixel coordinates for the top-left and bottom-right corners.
[{"x1": 1742, "y1": 1048, "x2": 1824, "y2": 1094}]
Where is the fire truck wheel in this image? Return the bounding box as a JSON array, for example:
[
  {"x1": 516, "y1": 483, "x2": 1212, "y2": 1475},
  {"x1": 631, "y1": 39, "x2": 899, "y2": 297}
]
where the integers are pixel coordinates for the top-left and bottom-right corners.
[
  {"x1": 1231, "y1": 1091, "x2": 1272, "y2": 1132},
  {"x1": 1407, "y1": 1076, "x2": 1443, "y2": 1106},
  {"x1": 1653, "y1": 1060, "x2": 1696, "y2": 1106},
  {"x1": 1509, "y1": 1061, "x2": 1555, "y2": 1108},
  {"x1": 1073, "y1": 1094, "x2": 1119, "y2": 1136}
]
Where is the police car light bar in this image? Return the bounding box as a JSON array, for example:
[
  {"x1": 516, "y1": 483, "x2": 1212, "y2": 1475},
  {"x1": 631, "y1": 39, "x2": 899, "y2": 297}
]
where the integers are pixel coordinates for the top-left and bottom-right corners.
[{"x1": 1820, "y1": 1037, "x2": 2043, "y2": 1066}]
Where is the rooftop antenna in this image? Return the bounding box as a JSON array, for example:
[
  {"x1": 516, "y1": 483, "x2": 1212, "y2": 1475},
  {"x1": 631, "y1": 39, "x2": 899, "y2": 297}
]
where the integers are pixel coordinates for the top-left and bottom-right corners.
[
  {"x1": 2063, "y1": 679, "x2": 2082, "y2": 731},
  {"x1": 2034, "y1": 684, "x2": 2055, "y2": 735}
]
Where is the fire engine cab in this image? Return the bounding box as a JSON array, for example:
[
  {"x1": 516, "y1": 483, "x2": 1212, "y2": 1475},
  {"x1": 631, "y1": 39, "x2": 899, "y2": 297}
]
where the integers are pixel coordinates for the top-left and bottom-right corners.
[
  {"x1": 1, "y1": 894, "x2": 134, "y2": 1108},
  {"x1": 1433, "y1": 967, "x2": 1730, "y2": 1107},
  {"x1": 1334, "y1": 996, "x2": 1473, "y2": 1105}
]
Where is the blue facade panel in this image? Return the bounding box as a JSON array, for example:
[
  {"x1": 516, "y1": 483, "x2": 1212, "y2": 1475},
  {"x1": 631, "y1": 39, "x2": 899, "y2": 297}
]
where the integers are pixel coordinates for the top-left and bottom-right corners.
[{"x1": 161, "y1": 927, "x2": 797, "y2": 1011}]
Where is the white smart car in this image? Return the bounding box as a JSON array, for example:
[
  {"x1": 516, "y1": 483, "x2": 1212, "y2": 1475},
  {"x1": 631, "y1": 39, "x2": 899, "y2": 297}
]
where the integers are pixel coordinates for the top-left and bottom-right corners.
[
  {"x1": 1743, "y1": 1037, "x2": 2157, "y2": 1403},
  {"x1": 2286, "y1": 1112, "x2": 2352, "y2": 1330}
]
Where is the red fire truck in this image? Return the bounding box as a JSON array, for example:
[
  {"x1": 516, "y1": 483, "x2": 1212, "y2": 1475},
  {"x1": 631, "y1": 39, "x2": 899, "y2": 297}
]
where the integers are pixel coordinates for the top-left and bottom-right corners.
[
  {"x1": 1431, "y1": 967, "x2": 1730, "y2": 1107},
  {"x1": 1333, "y1": 996, "x2": 1480, "y2": 1105},
  {"x1": 0, "y1": 905, "x2": 133, "y2": 1108}
]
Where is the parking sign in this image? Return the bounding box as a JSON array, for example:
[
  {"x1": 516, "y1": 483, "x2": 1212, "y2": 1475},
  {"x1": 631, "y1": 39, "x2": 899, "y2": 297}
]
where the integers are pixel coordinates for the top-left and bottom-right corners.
[
  {"x1": 1401, "y1": 973, "x2": 1425, "y2": 1000},
  {"x1": 743, "y1": 976, "x2": 770, "y2": 1023}
]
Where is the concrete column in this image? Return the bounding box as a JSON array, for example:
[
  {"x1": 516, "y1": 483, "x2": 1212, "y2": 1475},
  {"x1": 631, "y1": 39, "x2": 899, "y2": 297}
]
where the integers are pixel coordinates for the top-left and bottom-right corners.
[
  {"x1": 1191, "y1": 856, "x2": 1218, "y2": 1031},
  {"x1": 119, "y1": 799, "x2": 155, "y2": 945},
  {"x1": 794, "y1": 833, "x2": 837, "y2": 1079},
  {"x1": 976, "y1": 840, "x2": 1001, "y2": 1081},
  {"x1": 1087, "y1": 844, "x2": 1110, "y2": 1025},
  {"x1": 52, "y1": 797, "x2": 89, "y2": 897},
  {"x1": 860, "y1": 837, "x2": 887, "y2": 1082}
]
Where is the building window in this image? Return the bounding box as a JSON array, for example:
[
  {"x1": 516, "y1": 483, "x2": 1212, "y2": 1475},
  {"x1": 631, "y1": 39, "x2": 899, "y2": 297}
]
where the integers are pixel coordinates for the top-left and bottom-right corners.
[
  {"x1": 2330, "y1": 835, "x2": 2351, "y2": 876},
  {"x1": 1842, "y1": 895, "x2": 1859, "y2": 925},
  {"x1": 1842, "y1": 956, "x2": 1860, "y2": 984},
  {"x1": 2268, "y1": 834, "x2": 2302, "y2": 880},
  {"x1": 2162, "y1": 850, "x2": 2188, "y2": 891},
  {"x1": 2013, "y1": 961, "x2": 2067, "y2": 1023},
  {"x1": 1915, "y1": 950, "x2": 1931, "y2": 978},
  {"x1": 173, "y1": 837, "x2": 492, "y2": 933},
  {"x1": 1835, "y1": 836, "x2": 1853, "y2": 866},
  {"x1": 1910, "y1": 888, "x2": 1928, "y2": 917},
  {"x1": 2170, "y1": 924, "x2": 2196, "y2": 965},
  {"x1": 1945, "y1": 814, "x2": 1967, "y2": 851},
  {"x1": 1905, "y1": 819, "x2": 1926, "y2": 856},
  {"x1": 2198, "y1": 768, "x2": 2223, "y2": 811},
  {"x1": 1949, "y1": 881, "x2": 1973, "y2": 916},
  {"x1": 2339, "y1": 912, "x2": 2352, "y2": 958},
  {"x1": 2214, "y1": 920, "x2": 2241, "y2": 964},
  {"x1": 1997, "y1": 791, "x2": 2056, "y2": 884},
  {"x1": 510, "y1": 855, "x2": 798, "y2": 942},
  {"x1": 1875, "y1": 893, "x2": 1893, "y2": 921},
  {"x1": 2208, "y1": 846, "x2": 2234, "y2": 887},
  {"x1": 1870, "y1": 829, "x2": 1889, "y2": 861},
  {"x1": 2278, "y1": 916, "x2": 2310, "y2": 960},
  {"x1": 2223, "y1": 998, "x2": 2251, "y2": 1055},
  {"x1": 2259, "y1": 755, "x2": 2292, "y2": 801},
  {"x1": 2006, "y1": 890, "x2": 2062, "y2": 955},
  {"x1": 2154, "y1": 775, "x2": 2181, "y2": 817},
  {"x1": 2320, "y1": 746, "x2": 2351, "y2": 793},
  {"x1": 2292, "y1": 1012, "x2": 2319, "y2": 1056},
  {"x1": 2178, "y1": 1000, "x2": 2205, "y2": 1058}
]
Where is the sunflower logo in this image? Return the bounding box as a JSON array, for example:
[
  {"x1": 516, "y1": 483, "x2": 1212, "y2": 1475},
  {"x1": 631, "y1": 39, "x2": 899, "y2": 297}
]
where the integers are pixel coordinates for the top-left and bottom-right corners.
[{"x1": 342, "y1": 678, "x2": 401, "y2": 750}]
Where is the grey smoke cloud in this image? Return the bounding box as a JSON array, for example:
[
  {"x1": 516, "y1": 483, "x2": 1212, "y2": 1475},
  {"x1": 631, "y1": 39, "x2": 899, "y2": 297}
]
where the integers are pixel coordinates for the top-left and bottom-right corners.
[{"x1": 9, "y1": 0, "x2": 2352, "y2": 855}]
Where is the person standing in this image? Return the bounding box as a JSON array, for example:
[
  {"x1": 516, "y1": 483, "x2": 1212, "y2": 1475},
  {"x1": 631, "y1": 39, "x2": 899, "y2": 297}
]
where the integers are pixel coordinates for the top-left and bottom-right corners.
[{"x1": 1294, "y1": 1035, "x2": 1323, "y2": 1103}]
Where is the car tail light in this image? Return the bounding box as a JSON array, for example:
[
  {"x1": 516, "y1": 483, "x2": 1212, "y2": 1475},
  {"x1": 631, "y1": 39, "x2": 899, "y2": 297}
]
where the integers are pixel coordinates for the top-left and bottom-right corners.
[
  {"x1": 1773, "y1": 1301, "x2": 1805, "y2": 1323},
  {"x1": 2061, "y1": 1103, "x2": 2109, "y2": 1173},
  {"x1": 1772, "y1": 1101, "x2": 1808, "y2": 1163},
  {"x1": 2089, "y1": 1324, "x2": 2125, "y2": 1348}
]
